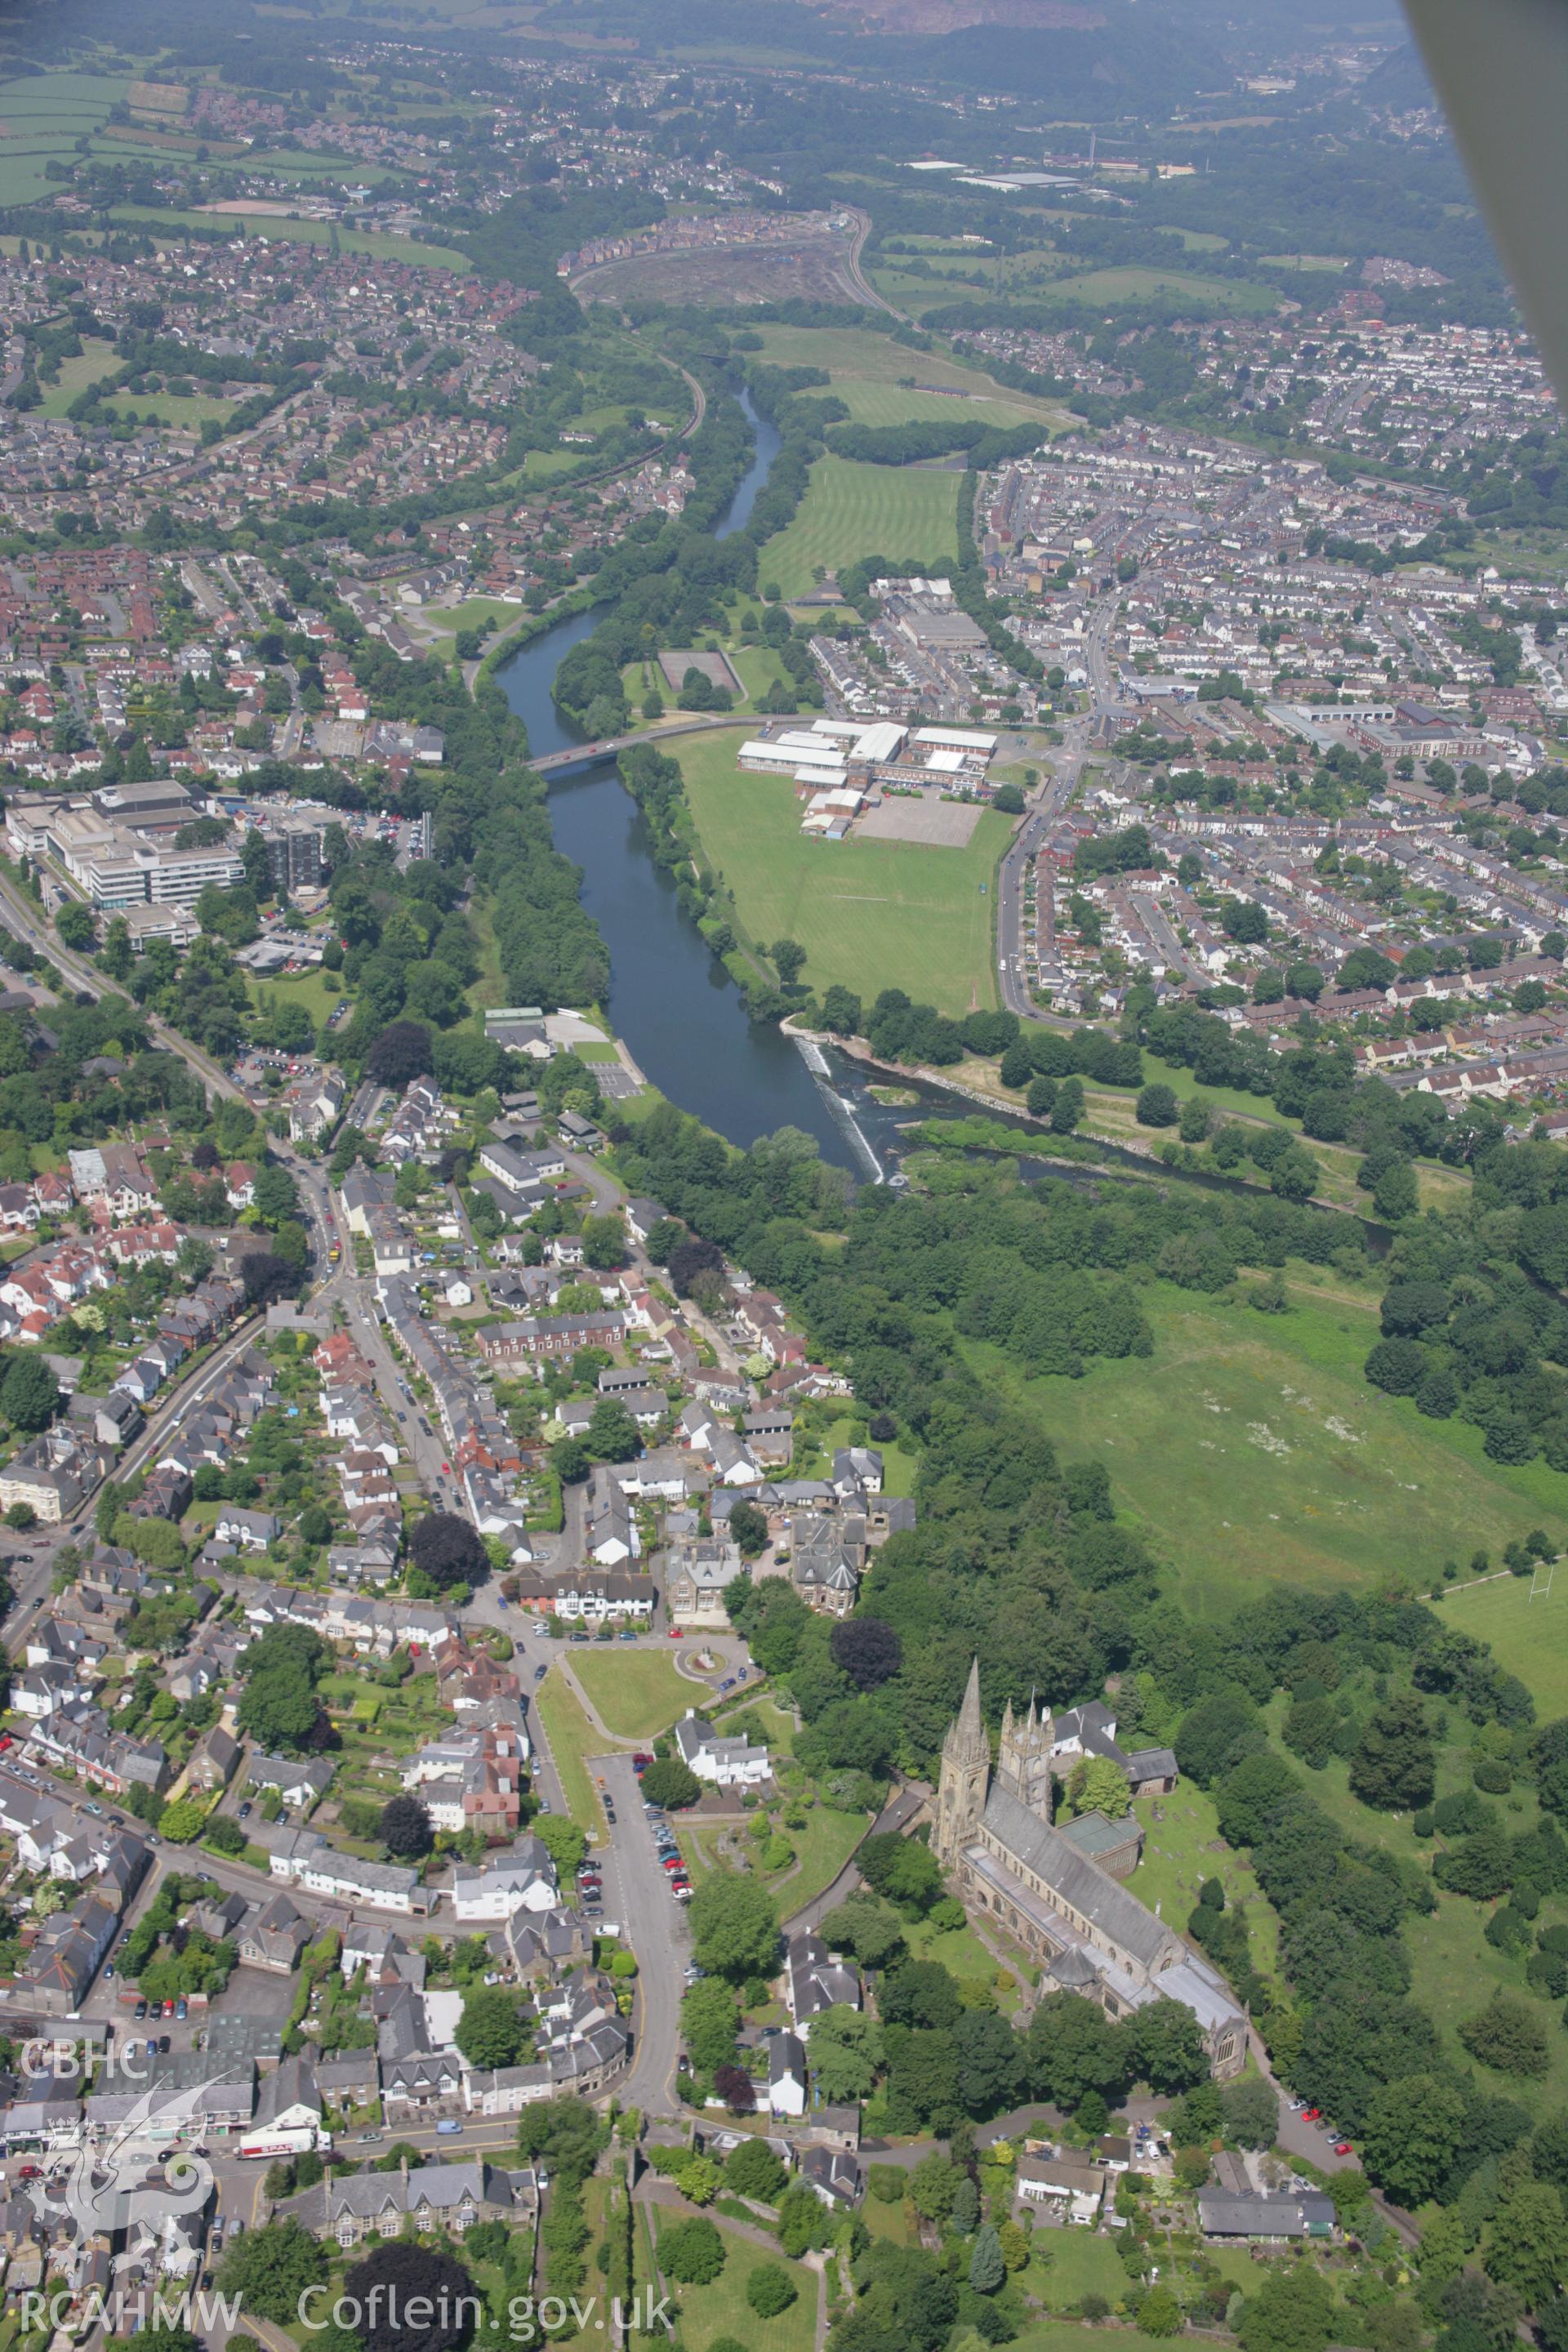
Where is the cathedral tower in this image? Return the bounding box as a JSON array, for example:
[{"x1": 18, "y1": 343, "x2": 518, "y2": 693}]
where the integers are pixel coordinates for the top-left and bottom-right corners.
[
  {"x1": 934, "y1": 1658, "x2": 990, "y2": 1865},
  {"x1": 996, "y1": 1693, "x2": 1055, "y2": 1822}
]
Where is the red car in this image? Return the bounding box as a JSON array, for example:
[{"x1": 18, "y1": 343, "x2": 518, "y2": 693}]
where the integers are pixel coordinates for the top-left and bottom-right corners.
[
  {"x1": 662, "y1": 1854, "x2": 685, "y2": 1873},
  {"x1": 632, "y1": 1753, "x2": 653, "y2": 1769},
  {"x1": 1334, "y1": 2142, "x2": 1352, "y2": 2156},
  {"x1": 1301, "y1": 2107, "x2": 1321, "y2": 2122},
  {"x1": 0, "y1": 1734, "x2": 11, "y2": 1752},
  {"x1": 668, "y1": 1628, "x2": 684, "y2": 1639}
]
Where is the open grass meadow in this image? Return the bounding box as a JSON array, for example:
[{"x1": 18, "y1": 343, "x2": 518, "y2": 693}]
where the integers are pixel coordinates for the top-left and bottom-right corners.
[
  {"x1": 757, "y1": 453, "x2": 960, "y2": 599},
  {"x1": 0, "y1": 70, "x2": 127, "y2": 203},
  {"x1": 676, "y1": 731, "x2": 1007, "y2": 1013},
  {"x1": 969, "y1": 1280, "x2": 1568, "y2": 1619},
  {"x1": 570, "y1": 1646, "x2": 699, "y2": 1740},
  {"x1": 650, "y1": 2208, "x2": 817, "y2": 2352},
  {"x1": 1047, "y1": 264, "x2": 1280, "y2": 313}
]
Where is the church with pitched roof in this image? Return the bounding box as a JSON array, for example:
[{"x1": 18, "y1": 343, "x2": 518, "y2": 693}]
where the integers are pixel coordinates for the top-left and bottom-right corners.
[{"x1": 933, "y1": 1662, "x2": 1246, "y2": 2079}]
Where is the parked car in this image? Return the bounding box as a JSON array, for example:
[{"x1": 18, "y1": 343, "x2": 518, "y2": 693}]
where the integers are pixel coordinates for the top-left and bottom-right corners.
[
  {"x1": 534, "y1": 1664, "x2": 549, "y2": 1682},
  {"x1": 436, "y1": 2120, "x2": 463, "y2": 2136},
  {"x1": 158, "y1": 2036, "x2": 171, "y2": 2055},
  {"x1": 633, "y1": 1753, "x2": 653, "y2": 1770},
  {"x1": 1334, "y1": 2141, "x2": 1353, "y2": 2156},
  {"x1": 569, "y1": 1632, "x2": 590, "y2": 1645},
  {"x1": 1302, "y1": 2107, "x2": 1321, "y2": 2122},
  {"x1": 667, "y1": 1628, "x2": 684, "y2": 1639},
  {"x1": 238, "y1": 1802, "x2": 252, "y2": 1820},
  {"x1": 134, "y1": 2001, "x2": 147, "y2": 2021},
  {"x1": 104, "y1": 1966, "x2": 114, "y2": 1980},
  {"x1": 175, "y1": 1999, "x2": 188, "y2": 2021},
  {"x1": 662, "y1": 1855, "x2": 685, "y2": 1873},
  {"x1": 619, "y1": 1628, "x2": 637, "y2": 1642},
  {"x1": 145, "y1": 2039, "x2": 157, "y2": 2059}
]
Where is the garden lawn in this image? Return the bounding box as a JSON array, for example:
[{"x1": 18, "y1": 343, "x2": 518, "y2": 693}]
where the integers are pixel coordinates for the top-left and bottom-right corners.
[
  {"x1": 757, "y1": 452, "x2": 960, "y2": 599},
  {"x1": 570, "y1": 1647, "x2": 697, "y2": 1740},
  {"x1": 971, "y1": 1283, "x2": 1568, "y2": 1619},
  {"x1": 676, "y1": 733, "x2": 1006, "y2": 1015},
  {"x1": 1027, "y1": 2229, "x2": 1129, "y2": 2312},
  {"x1": 533, "y1": 1666, "x2": 610, "y2": 1838},
  {"x1": 862, "y1": 2192, "x2": 915, "y2": 2243},
  {"x1": 650, "y1": 2209, "x2": 817, "y2": 2352},
  {"x1": 1010, "y1": 2322, "x2": 1125, "y2": 2352}
]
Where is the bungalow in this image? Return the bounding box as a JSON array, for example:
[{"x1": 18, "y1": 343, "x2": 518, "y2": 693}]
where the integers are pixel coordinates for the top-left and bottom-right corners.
[
  {"x1": 1015, "y1": 2154, "x2": 1107, "y2": 2226},
  {"x1": 247, "y1": 1752, "x2": 335, "y2": 1810}
]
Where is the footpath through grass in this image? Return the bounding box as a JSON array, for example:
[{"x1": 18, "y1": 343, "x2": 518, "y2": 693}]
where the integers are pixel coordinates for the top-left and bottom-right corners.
[
  {"x1": 677, "y1": 733, "x2": 1006, "y2": 1014},
  {"x1": 973, "y1": 1280, "x2": 1568, "y2": 1618}
]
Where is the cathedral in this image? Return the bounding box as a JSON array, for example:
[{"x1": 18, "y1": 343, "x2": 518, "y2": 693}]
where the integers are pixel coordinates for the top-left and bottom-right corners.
[{"x1": 933, "y1": 1662, "x2": 1246, "y2": 2080}]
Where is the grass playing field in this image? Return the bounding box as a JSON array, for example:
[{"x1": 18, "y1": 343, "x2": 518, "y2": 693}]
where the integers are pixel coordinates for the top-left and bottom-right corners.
[
  {"x1": 973, "y1": 1281, "x2": 1568, "y2": 1619},
  {"x1": 570, "y1": 1646, "x2": 702, "y2": 1740},
  {"x1": 757, "y1": 453, "x2": 960, "y2": 599},
  {"x1": 1436, "y1": 1572, "x2": 1568, "y2": 1717},
  {"x1": 675, "y1": 731, "x2": 1008, "y2": 1013},
  {"x1": 36, "y1": 339, "x2": 122, "y2": 421}
]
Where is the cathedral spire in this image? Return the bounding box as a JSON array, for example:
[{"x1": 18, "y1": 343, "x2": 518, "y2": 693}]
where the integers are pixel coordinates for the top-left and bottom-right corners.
[{"x1": 956, "y1": 1656, "x2": 984, "y2": 1746}]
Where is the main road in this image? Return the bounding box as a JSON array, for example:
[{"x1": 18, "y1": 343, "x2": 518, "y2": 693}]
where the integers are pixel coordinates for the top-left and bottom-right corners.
[{"x1": 996, "y1": 599, "x2": 1124, "y2": 1022}]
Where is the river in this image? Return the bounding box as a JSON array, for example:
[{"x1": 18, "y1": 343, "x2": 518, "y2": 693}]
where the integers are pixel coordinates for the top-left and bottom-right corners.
[
  {"x1": 496, "y1": 390, "x2": 880, "y2": 1173},
  {"x1": 493, "y1": 408, "x2": 1385, "y2": 1232}
]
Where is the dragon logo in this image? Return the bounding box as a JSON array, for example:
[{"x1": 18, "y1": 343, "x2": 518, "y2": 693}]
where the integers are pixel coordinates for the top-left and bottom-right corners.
[{"x1": 27, "y1": 2072, "x2": 229, "y2": 2277}]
